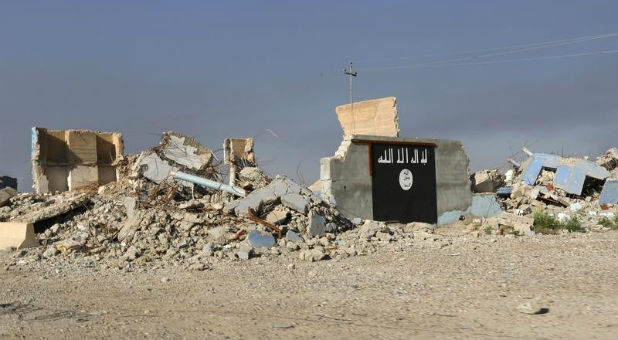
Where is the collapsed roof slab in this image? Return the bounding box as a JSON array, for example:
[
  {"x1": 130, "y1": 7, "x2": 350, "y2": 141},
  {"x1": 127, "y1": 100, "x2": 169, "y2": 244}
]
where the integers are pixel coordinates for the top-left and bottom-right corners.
[
  {"x1": 335, "y1": 97, "x2": 399, "y2": 137},
  {"x1": 520, "y1": 152, "x2": 610, "y2": 196},
  {"x1": 32, "y1": 127, "x2": 124, "y2": 194}
]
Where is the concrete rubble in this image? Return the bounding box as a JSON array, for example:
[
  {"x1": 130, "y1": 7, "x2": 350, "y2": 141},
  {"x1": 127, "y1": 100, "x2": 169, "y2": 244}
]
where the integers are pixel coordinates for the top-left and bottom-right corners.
[
  {"x1": 1, "y1": 110, "x2": 616, "y2": 271},
  {"x1": 465, "y1": 146, "x2": 618, "y2": 236}
]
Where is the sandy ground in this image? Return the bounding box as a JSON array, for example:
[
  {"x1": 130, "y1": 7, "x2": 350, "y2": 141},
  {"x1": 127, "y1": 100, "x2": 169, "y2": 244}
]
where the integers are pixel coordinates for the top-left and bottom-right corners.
[{"x1": 1, "y1": 230, "x2": 617, "y2": 340}]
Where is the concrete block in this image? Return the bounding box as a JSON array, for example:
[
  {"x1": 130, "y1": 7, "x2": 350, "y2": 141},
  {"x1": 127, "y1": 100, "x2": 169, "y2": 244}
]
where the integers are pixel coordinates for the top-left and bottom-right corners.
[
  {"x1": 281, "y1": 193, "x2": 309, "y2": 214},
  {"x1": 136, "y1": 152, "x2": 174, "y2": 184},
  {"x1": 247, "y1": 230, "x2": 275, "y2": 248},
  {"x1": 307, "y1": 211, "x2": 326, "y2": 237},
  {"x1": 285, "y1": 230, "x2": 303, "y2": 243},
  {"x1": 68, "y1": 165, "x2": 98, "y2": 191},
  {"x1": 0, "y1": 222, "x2": 39, "y2": 250},
  {"x1": 162, "y1": 133, "x2": 213, "y2": 170},
  {"x1": 335, "y1": 97, "x2": 399, "y2": 137}
]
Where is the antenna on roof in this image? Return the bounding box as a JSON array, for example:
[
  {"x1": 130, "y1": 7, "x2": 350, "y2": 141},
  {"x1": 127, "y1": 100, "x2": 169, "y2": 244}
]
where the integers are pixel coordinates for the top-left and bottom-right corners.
[{"x1": 343, "y1": 61, "x2": 358, "y2": 134}]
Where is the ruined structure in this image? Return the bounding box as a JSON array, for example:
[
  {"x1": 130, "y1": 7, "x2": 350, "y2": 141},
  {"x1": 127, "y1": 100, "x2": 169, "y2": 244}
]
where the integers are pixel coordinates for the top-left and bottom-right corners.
[
  {"x1": 31, "y1": 127, "x2": 124, "y2": 194},
  {"x1": 320, "y1": 97, "x2": 472, "y2": 224},
  {"x1": 223, "y1": 138, "x2": 256, "y2": 186}
]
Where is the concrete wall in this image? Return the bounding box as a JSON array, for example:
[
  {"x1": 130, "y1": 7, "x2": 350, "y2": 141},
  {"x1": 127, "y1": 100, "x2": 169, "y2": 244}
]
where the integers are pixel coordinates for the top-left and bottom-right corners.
[
  {"x1": 320, "y1": 134, "x2": 472, "y2": 222},
  {"x1": 335, "y1": 97, "x2": 399, "y2": 137},
  {"x1": 32, "y1": 127, "x2": 124, "y2": 194}
]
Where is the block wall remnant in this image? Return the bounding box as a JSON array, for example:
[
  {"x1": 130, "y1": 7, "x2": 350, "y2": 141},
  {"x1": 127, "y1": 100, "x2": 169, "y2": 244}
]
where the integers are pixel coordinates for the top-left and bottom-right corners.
[
  {"x1": 335, "y1": 97, "x2": 399, "y2": 137},
  {"x1": 320, "y1": 135, "x2": 472, "y2": 223},
  {"x1": 32, "y1": 127, "x2": 124, "y2": 194},
  {"x1": 224, "y1": 138, "x2": 256, "y2": 186}
]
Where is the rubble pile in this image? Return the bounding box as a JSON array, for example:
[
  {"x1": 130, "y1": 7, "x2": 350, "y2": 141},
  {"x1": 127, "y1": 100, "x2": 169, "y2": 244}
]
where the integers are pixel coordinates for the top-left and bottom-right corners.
[
  {"x1": 1, "y1": 132, "x2": 617, "y2": 271},
  {"x1": 471, "y1": 147, "x2": 618, "y2": 235},
  {"x1": 1, "y1": 132, "x2": 396, "y2": 270}
]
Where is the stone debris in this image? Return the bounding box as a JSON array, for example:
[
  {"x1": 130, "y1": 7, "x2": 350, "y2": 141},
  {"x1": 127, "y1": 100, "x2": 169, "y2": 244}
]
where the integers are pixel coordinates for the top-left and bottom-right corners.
[
  {"x1": 1, "y1": 126, "x2": 616, "y2": 271},
  {"x1": 466, "y1": 147, "x2": 618, "y2": 235},
  {"x1": 471, "y1": 169, "x2": 504, "y2": 193},
  {"x1": 132, "y1": 131, "x2": 215, "y2": 184}
]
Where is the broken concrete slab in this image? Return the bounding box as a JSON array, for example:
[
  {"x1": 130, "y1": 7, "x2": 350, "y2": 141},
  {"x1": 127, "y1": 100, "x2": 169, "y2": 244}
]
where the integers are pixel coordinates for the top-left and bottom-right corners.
[
  {"x1": 32, "y1": 127, "x2": 124, "y2": 194},
  {"x1": 132, "y1": 131, "x2": 213, "y2": 184},
  {"x1": 247, "y1": 230, "x2": 275, "y2": 248},
  {"x1": 281, "y1": 193, "x2": 309, "y2": 214},
  {"x1": 520, "y1": 149, "x2": 610, "y2": 195},
  {"x1": 307, "y1": 211, "x2": 326, "y2": 237},
  {"x1": 13, "y1": 194, "x2": 90, "y2": 224},
  {"x1": 599, "y1": 179, "x2": 618, "y2": 205},
  {"x1": 0, "y1": 222, "x2": 39, "y2": 250},
  {"x1": 471, "y1": 169, "x2": 504, "y2": 193},
  {"x1": 335, "y1": 97, "x2": 399, "y2": 137},
  {"x1": 285, "y1": 230, "x2": 303, "y2": 243},
  {"x1": 0, "y1": 176, "x2": 17, "y2": 190},
  {"x1": 161, "y1": 132, "x2": 213, "y2": 170},
  {"x1": 133, "y1": 152, "x2": 174, "y2": 184}
]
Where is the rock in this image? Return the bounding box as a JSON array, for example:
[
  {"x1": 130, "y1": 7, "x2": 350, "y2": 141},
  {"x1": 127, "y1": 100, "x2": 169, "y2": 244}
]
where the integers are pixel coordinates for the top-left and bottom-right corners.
[
  {"x1": 376, "y1": 231, "x2": 392, "y2": 242},
  {"x1": 202, "y1": 242, "x2": 214, "y2": 256},
  {"x1": 123, "y1": 246, "x2": 141, "y2": 261},
  {"x1": 516, "y1": 298, "x2": 549, "y2": 315},
  {"x1": 596, "y1": 147, "x2": 618, "y2": 171},
  {"x1": 43, "y1": 246, "x2": 59, "y2": 258},
  {"x1": 208, "y1": 226, "x2": 230, "y2": 243},
  {"x1": 307, "y1": 212, "x2": 326, "y2": 237},
  {"x1": 237, "y1": 243, "x2": 253, "y2": 260},
  {"x1": 161, "y1": 277, "x2": 170, "y2": 283},
  {"x1": 472, "y1": 169, "x2": 504, "y2": 193},
  {"x1": 189, "y1": 262, "x2": 207, "y2": 271},
  {"x1": 56, "y1": 239, "x2": 83, "y2": 252},
  {"x1": 281, "y1": 193, "x2": 309, "y2": 214},
  {"x1": 118, "y1": 215, "x2": 141, "y2": 242},
  {"x1": 300, "y1": 247, "x2": 326, "y2": 262},
  {"x1": 178, "y1": 200, "x2": 205, "y2": 210},
  {"x1": 247, "y1": 230, "x2": 275, "y2": 248},
  {"x1": 285, "y1": 230, "x2": 303, "y2": 243},
  {"x1": 123, "y1": 197, "x2": 137, "y2": 218},
  {"x1": 265, "y1": 209, "x2": 288, "y2": 224}
]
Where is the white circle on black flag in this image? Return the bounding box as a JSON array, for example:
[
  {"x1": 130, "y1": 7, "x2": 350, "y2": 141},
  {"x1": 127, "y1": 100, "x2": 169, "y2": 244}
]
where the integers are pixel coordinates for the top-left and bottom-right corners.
[{"x1": 399, "y1": 169, "x2": 413, "y2": 191}]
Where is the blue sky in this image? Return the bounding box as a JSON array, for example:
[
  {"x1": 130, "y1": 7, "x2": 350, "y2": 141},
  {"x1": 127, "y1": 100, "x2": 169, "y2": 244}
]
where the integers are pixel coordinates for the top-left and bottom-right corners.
[{"x1": 1, "y1": 1, "x2": 616, "y2": 190}]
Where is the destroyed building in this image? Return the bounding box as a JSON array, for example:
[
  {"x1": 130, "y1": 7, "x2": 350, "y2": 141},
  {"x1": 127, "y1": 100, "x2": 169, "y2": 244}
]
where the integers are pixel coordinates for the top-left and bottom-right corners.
[
  {"x1": 320, "y1": 97, "x2": 473, "y2": 224},
  {"x1": 31, "y1": 127, "x2": 124, "y2": 193}
]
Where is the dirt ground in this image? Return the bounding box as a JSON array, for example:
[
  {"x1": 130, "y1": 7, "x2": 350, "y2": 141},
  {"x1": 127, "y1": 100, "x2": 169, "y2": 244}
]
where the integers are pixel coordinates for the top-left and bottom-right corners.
[{"x1": 1, "y1": 229, "x2": 617, "y2": 340}]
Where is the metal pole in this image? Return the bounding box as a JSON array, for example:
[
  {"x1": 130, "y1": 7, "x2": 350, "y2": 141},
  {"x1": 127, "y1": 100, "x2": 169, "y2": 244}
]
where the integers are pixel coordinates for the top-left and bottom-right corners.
[{"x1": 171, "y1": 170, "x2": 246, "y2": 197}]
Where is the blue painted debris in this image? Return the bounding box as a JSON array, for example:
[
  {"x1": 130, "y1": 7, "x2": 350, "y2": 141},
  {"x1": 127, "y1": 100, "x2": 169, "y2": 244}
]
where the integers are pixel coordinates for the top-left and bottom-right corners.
[
  {"x1": 599, "y1": 179, "x2": 618, "y2": 205},
  {"x1": 521, "y1": 151, "x2": 610, "y2": 195},
  {"x1": 247, "y1": 230, "x2": 275, "y2": 248}
]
